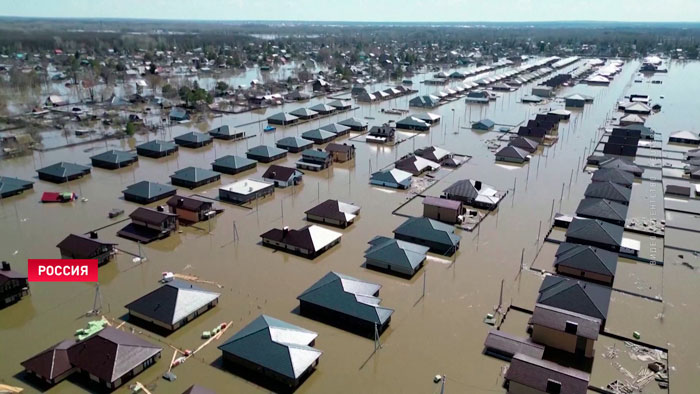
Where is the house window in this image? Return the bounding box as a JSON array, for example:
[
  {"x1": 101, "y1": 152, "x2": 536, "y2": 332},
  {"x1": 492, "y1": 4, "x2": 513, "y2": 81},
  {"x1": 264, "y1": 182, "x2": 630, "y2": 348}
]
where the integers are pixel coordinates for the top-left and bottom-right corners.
[
  {"x1": 565, "y1": 321, "x2": 578, "y2": 335},
  {"x1": 546, "y1": 379, "x2": 562, "y2": 394}
]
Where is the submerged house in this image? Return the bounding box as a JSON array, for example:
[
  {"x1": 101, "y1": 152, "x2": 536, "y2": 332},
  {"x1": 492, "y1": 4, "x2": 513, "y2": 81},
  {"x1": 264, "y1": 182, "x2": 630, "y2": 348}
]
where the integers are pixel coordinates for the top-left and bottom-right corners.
[
  {"x1": 22, "y1": 327, "x2": 161, "y2": 390},
  {"x1": 305, "y1": 199, "x2": 360, "y2": 228},
  {"x1": 122, "y1": 181, "x2": 176, "y2": 204},
  {"x1": 267, "y1": 112, "x2": 299, "y2": 125},
  {"x1": 276, "y1": 136, "x2": 313, "y2": 153},
  {"x1": 591, "y1": 168, "x2": 634, "y2": 188},
  {"x1": 536, "y1": 275, "x2": 611, "y2": 328},
  {"x1": 170, "y1": 107, "x2": 189, "y2": 121},
  {"x1": 575, "y1": 198, "x2": 628, "y2": 226},
  {"x1": 472, "y1": 119, "x2": 495, "y2": 130},
  {"x1": 90, "y1": 150, "x2": 138, "y2": 169},
  {"x1": 442, "y1": 179, "x2": 503, "y2": 210},
  {"x1": 174, "y1": 131, "x2": 213, "y2": 148},
  {"x1": 565, "y1": 218, "x2": 623, "y2": 253},
  {"x1": 209, "y1": 125, "x2": 245, "y2": 140},
  {"x1": 409, "y1": 95, "x2": 440, "y2": 108},
  {"x1": 212, "y1": 155, "x2": 257, "y2": 175},
  {"x1": 598, "y1": 157, "x2": 644, "y2": 177},
  {"x1": 422, "y1": 196, "x2": 465, "y2": 224},
  {"x1": 366, "y1": 124, "x2": 396, "y2": 144},
  {"x1": 531, "y1": 303, "x2": 601, "y2": 358},
  {"x1": 370, "y1": 168, "x2": 412, "y2": 189},
  {"x1": 325, "y1": 143, "x2": 356, "y2": 162},
  {"x1": 262, "y1": 165, "x2": 303, "y2": 187},
  {"x1": 297, "y1": 271, "x2": 393, "y2": 337},
  {"x1": 308, "y1": 103, "x2": 335, "y2": 115},
  {"x1": 219, "y1": 179, "x2": 274, "y2": 204},
  {"x1": 554, "y1": 242, "x2": 618, "y2": 285},
  {"x1": 584, "y1": 182, "x2": 631, "y2": 205},
  {"x1": 504, "y1": 353, "x2": 590, "y2": 394},
  {"x1": 117, "y1": 207, "x2": 178, "y2": 243},
  {"x1": 125, "y1": 280, "x2": 220, "y2": 332},
  {"x1": 509, "y1": 137, "x2": 539, "y2": 153},
  {"x1": 0, "y1": 176, "x2": 34, "y2": 198},
  {"x1": 394, "y1": 155, "x2": 441, "y2": 175},
  {"x1": 301, "y1": 128, "x2": 336, "y2": 145},
  {"x1": 320, "y1": 123, "x2": 351, "y2": 137},
  {"x1": 218, "y1": 315, "x2": 321, "y2": 388},
  {"x1": 496, "y1": 146, "x2": 530, "y2": 163},
  {"x1": 669, "y1": 130, "x2": 700, "y2": 145},
  {"x1": 166, "y1": 195, "x2": 216, "y2": 223},
  {"x1": 297, "y1": 149, "x2": 332, "y2": 171},
  {"x1": 338, "y1": 117, "x2": 368, "y2": 131},
  {"x1": 37, "y1": 162, "x2": 91, "y2": 183},
  {"x1": 57, "y1": 233, "x2": 116, "y2": 266},
  {"x1": 0, "y1": 261, "x2": 29, "y2": 307},
  {"x1": 414, "y1": 112, "x2": 441, "y2": 125},
  {"x1": 246, "y1": 145, "x2": 288, "y2": 163},
  {"x1": 364, "y1": 236, "x2": 429, "y2": 277},
  {"x1": 260, "y1": 225, "x2": 341, "y2": 259},
  {"x1": 289, "y1": 107, "x2": 319, "y2": 120},
  {"x1": 170, "y1": 167, "x2": 221, "y2": 189},
  {"x1": 393, "y1": 217, "x2": 461, "y2": 255},
  {"x1": 415, "y1": 146, "x2": 457, "y2": 166},
  {"x1": 396, "y1": 116, "x2": 430, "y2": 132},
  {"x1": 135, "y1": 140, "x2": 178, "y2": 158}
]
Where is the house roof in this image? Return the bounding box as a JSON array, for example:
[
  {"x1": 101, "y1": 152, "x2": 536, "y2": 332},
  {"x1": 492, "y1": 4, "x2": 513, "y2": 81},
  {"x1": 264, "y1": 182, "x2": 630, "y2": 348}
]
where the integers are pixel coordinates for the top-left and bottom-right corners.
[
  {"x1": 325, "y1": 143, "x2": 355, "y2": 153},
  {"x1": 136, "y1": 139, "x2": 177, "y2": 153},
  {"x1": 66, "y1": 327, "x2": 161, "y2": 383},
  {"x1": 566, "y1": 218, "x2": 623, "y2": 248},
  {"x1": 219, "y1": 179, "x2": 273, "y2": 195},
  {"x1": 319, "y1": 123, "x2": 351, "y2": 135},
  {"x1": 277, "y1": 136, "x2": 313, "y2": 149},
  {"x1": 212, "y1": 155, "x2": 256, "y2": 170},
  {"x1": 218, "y1": 315, "x2": 321, "y2": 380},
  {"x1": 423, "y1": 196, "x2": 462, "y2": 210},
  {"x1": 302, "y1": 128, "x2": 336, "y2": 141},
  {"x1": 129, "y1": 207, "x2": 177, "y2": 224},
  {"x1": 328, "y1": 99, "x2": 351, "y2": 108},
  {"x1": 263, "y1": 165, "x2": 301, "y2": 181},
  {"x1": 474, "y1": 119, "x2": 495, "y2": 128},
  {"x1": 37, "y1": 162, "x2": 91, "y2": 178},
  {"x1": 166, "y1": 195, "x2": 212, "y2": 211},
  {"x1": 509, "y1": 137, "x2": 539, "y2": 152},
  {"x1": 415, "y1": 146, "x2": 451, "y2": 162},
  {"x1": 414, "y1": 112, "x2": 441, "y2": 123},
  {"x1": 599, "y1": 157, "x2": 643, "y2": 176},
  {"x1": 395, "y1": 155, "x2": 440, "y2": 174},
  {"x1": 305, "y1": 199, "x2": 360, "y2": 223},
  {"x1": 397, "y1": 116, "x2": 429, "y2": 128},
  {"x1": 247, "y1": 145, "x2": 287, "y2": 158},
  {"x1": 289, "y1": 108, "x2": 319, "y2": 117},
  {"x1": 670, "y1": 130, "x2": 700, "y2": 142},
  {"x1": 591, "y1": 168, "x2": 634, "y2": 187},
  {"x1": 442, "y1": 179, "x2": 502, "y2": 205},
  {"x1": 309, "y1": 103, "x2": 335, "y2": 113},
  {"x1": 267, "y1": 112, "x2": 299, "y2": 122},
  {"x1": 301, "y1": 149, "x2": 330, "y2": 160},
  {"x1": 170, "y1": 167, "x2": 220, "y2": 183},
  {"x1": 174, "y1": 131, "x2": 212, "y2": 144},
  {"x1": 365, "y1": 236, "x2": 428, "y2": 272},
  {"x1": 576, "y1": 198, "x2": 629, "y2": 223},
  {"x1": 123, "y1": 181, "x2": 176, "y2": 199},
  {"x1": 21, "y1": 339, "x2": 76, "y2": 380},
  {"x1": 584, "y1": 182, "x2": 631, "y2": 203},
  {"x1": 90, "y1": 150, "x2": 137, "y2": 164},
  {"x1": 537, "y1": 275, "x2": 611, "y2": 320},
  {"x1": 483, "y1": 330, "x2": 545, "y2": 360},
  {"x1": 57, "y1": 234, "x2": 116, "y2": 257},
  {"x1": 0, "y1": 176, "x2": 34, "y2": 196},
  {"x1": 496, "y1": 145, "x2": 529, "y2": 160},
  {"x1": 297, "y1": 272, "x2": 394, "y2": 325},
  {"x1": 209, "y1": 125, "x2": 242, "y2": 137},
  {"x1": 370, "y1": 169, "x2": 412, "y2": 185},
  {"x1": 125, "y1": 280, "x2": 220, "y2": 325},
  {"x1": 261, "y1": 225, "x2": 341, "y2": 253},
  {"x1": 554, "y1": 242, "x2": 618, "y2": 277},
  {"x1": 505, "y1": 353, "x2": 590, "y2": 394},
  {"x1": 393, "y1": 217, "x2": 461, "y2": 248},
  {"x1": 532, "y1": 304, "x2": 601, "y2": 340},
  {"x1": 338, "y1": 117, "x2": 366, "y2": 128}
]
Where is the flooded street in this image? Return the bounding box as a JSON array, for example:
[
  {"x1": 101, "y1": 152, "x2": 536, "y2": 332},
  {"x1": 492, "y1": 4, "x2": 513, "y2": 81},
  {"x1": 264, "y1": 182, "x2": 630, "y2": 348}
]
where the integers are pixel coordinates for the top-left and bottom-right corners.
[{"x1": 2, "y1": 58, "x2": 699, "y2": 393}]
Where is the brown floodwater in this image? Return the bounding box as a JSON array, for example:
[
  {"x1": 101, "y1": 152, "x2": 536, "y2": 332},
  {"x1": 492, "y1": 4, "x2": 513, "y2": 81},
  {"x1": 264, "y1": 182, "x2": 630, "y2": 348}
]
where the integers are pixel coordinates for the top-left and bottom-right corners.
[{"x1": 1, "y1": 59, "x2": 699, "y2": 393}]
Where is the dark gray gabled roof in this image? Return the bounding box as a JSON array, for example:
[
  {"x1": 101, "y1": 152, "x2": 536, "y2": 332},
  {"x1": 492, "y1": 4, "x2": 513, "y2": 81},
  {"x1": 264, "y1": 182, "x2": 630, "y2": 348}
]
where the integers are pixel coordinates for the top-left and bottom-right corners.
[
  {"x1": 37, "y1": 162, "x2": 91, "y2": 178},
  {"x1": 297, "y1": 272, "x2": 393, "y2": 325},
  {"x1": 276, "y1": 136, "x2": 313, "y2": 150},
  {"x1": 218, "y1": 314, "x2": 321, "y2": 380},
  {"x1": 509, "y1": 137, "x2": 539, "y2": 152},
  {"x1": 247, "y1": 145, "x2": 287, "y2": 158},
  {"x1": 495, "y1": 146, "x2": 529, "y2": 160},
  {"x1": 554, "y1": 242, "x2": 618, "y2": 277},
  {"x1": 212, "y1": 155, "x2": 256, "y2": 170},
  {"x1": 506, "y1": 353, "x2": 589, "y2": 394},
  {"x1": 537, "y1": 275, "x2": 611, "y2": 320},
  {"x1": 170, "y1": 167, "x2": 220, "y2": 183},
  {"x1": 123, "y1": 181, "x2": 176, "y2": 199},
  {"x1": 599, "y1": 157, "x2": 643, "y2": 176},
  {"x1": 393, "y1": 217, "x2": 461, "y2": 247},
  {"x1": 576, "y1": 198, "x2": 629, "y2": 223},
  {"x1": 125, "y1": 280, "x2": 220, "y2": 325},
  {"x1": 591, "y1": 168, "x2": 634, "y2": 187},
  {"x1": 584, "y1": 182, "x2": 631, "y2": 203},
  {"x1": 90, "y1": 150, "x2": 137, "y2": 164},
  {"x1": 566, "y1": 218, "x2": 623, "y2": 248},
  {"x1": 136, "y1": 139, "x2": 177, "y2": 153},
  {"x1": 365, "y1": 236, "x2": 428, "y2": 272}
]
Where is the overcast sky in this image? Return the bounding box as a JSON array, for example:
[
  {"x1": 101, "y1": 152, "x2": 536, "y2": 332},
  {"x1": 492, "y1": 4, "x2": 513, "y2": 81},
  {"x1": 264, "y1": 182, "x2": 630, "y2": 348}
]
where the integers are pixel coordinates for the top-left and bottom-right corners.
[{"x1": 1, "y1": 0, "x2": 699, "y2": 23}]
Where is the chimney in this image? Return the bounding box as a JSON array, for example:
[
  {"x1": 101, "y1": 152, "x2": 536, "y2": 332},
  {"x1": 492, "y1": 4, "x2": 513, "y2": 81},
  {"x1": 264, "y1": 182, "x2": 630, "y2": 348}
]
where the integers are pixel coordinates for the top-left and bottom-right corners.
[
  {"x1": 282, "y1": 226, "x2": 289, "y2": 238},
  {"x1": 177, "y1": 198, "x2": 184, "y2": 207},
  {"x1": 157, "y1": 205, "x2": 164, "y2": 212},
  {"x1": 475, "y1": 180, "x2": 482, "y2": 190},
  {"x1": 1, "y1": 261, "x2": 9, "y2": 271},
  {"x1": 89, "y1": 231, "x2": 98, "y2": 239}
]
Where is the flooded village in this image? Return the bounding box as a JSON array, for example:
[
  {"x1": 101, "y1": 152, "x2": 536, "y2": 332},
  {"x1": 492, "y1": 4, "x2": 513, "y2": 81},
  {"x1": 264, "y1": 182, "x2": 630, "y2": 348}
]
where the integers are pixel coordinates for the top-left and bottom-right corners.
[{"x1": 1, "y1": 14, "x2": 700, "y2": 394}]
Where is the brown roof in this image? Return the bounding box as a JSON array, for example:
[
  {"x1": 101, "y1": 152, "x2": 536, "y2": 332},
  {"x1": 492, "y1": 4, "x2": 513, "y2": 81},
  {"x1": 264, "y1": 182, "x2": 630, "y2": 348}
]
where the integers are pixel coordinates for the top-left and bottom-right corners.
[
  {"x1": 166, "y1": 195, "x2": 212, "y2": 211},
  {"x1": 305, "y1": 199, "x2": 346, "y2": 222},
  {"x1": 262, "y1": 165, "x2": 298, "y2": 181},
  {"x1": 66, "y1": 327, "x2": 161, "y2": 383},
  {"x1": 325, "y1": 143, "x2": 355, "y2": 153},
  {"x1": 260, "y1": 226, "x2": 315, "y2": 251},
  {"x1": 130, "y1": 207, "x2": 177, "y2": 225},
  {"x1": 21, "y1": 339, "x2": 76, "y2": 380},
  {"x1": 506, "y1": 353, "x2": 590, "y2": 394},
  {"x1": 56, "y1": 234, "x2": 116, "y2": 258}
]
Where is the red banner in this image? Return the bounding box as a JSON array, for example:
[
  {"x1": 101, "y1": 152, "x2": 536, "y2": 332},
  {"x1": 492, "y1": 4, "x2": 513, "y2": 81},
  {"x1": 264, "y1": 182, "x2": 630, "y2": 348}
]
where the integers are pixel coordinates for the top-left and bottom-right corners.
[{"x1": 28, "y1": 259, "x2": 98, "y2": 282}]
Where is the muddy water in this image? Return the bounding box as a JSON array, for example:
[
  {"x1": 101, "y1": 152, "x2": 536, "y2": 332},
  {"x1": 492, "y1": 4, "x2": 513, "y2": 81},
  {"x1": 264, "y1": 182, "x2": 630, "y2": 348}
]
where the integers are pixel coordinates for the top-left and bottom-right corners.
[{"x1": 1, "y1": 59, "x2": 698, "y2": 393}]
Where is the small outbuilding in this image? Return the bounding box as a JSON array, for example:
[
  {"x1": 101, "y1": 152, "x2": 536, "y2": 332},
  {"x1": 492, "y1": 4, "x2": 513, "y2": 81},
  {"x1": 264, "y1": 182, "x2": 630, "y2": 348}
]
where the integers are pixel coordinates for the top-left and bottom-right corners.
[
  {"x1": 422, "y1": 196, "x2": 464, "y2": 224},
  {"x1": 504, "y1": 353, "x2": 590, "y2": 394}
]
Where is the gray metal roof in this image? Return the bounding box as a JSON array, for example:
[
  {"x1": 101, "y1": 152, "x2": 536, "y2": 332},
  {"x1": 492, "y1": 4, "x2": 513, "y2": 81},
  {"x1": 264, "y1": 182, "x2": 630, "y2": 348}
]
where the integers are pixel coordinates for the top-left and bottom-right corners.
[
  {"x1": 566, "y1": 218, "x2": 623, "y2": 248},
  {"x1": 584, "y1": 182, "x2": 631, "y2": 203},
  {"x1": 496, "y1": 145, "x2": 529, "y2": 160},
  {"x1": 309, "y1": 103, "x2": 335, "y2": 113},
  {"x1": 576, "y1": 197, "x2": 628, "y2": 223},
  {"x1": 289, "y1": 108, "x2": 319, "y2": 117},
  {"x1": 297, "y1": 272, "x2": 393, "y2": 325},
  {"x1": 126, "y1": 280, "x2": 220, "y2": 325},
  {"x1": 591, "y1": 168, "x2": 634, "y2": 187},
  {"x1": 319, "y1": 123, "x2": 350, "y2": 134},
  {"x1": 302, "y1": 128, "x2": 336, "y2": 141},
  {"x1": 123, "y1": 181, "x2": 176, "y2": 199},
  {"x1": 393, "y1": 217, "x2": 461, "y2": 247},
  {"x1": 136, "y1": 139, "x2": 177, "y2": 153},
  {"x1": 174, "y1": 131, "x2": 212, "y2": 144},
  {"x1": 338, "y1": 117, "x2": 366, "y2": 128},
  {"x1": 277, "y1": 136, "x2": 313, "y2": 149},
  {"x1": 37, "y1": 162, "x2": 91, "y2": 178},
  {"x1": 267, "y1": 112, "x2": 299, "y2": 122},
  {"x1": 554, "y1": 242, "x2": 618, "y2": 277},
  {"x1": 247, "y1": 145, "x2": 287, "y2": 158},
  {"x1": 537, "y1": 275, "x2": 611, "y2": 320},
  {"x1": 0, "y1": 176, "x2": 34, "y2": 196},
  {"x1": 212, "y1": 155, "x2": 257, "y2": 170},
  {"x1": 170, "y1": 167, "x2": 220, "y2": 183},
  {"x1": 483, "y1": 330, "x2": 545, "y2": 360},
  {"x1": 365, "y1": 236, "x2": 428, "y2": 272},
  {"x1": 396, "y1": 116, "x2": 429, "y2": 128},
  {"x1": 90, "y1": 150, "x2": 137, "y2": 164},
  {"x1": 301, "y1": 149, "x2": 330, "y2": 160},
  {"x1": 218, "y1": 314, "x2": 321, "y2": 379}
]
